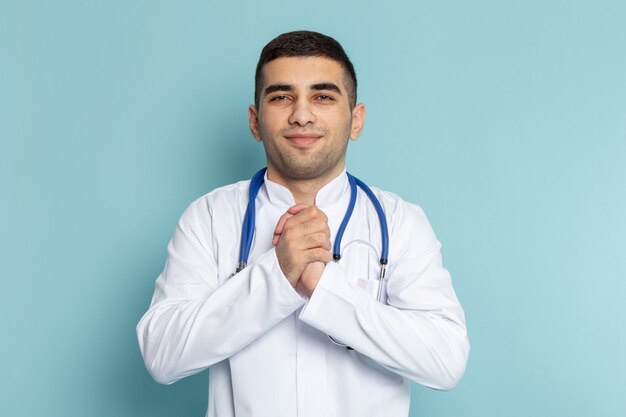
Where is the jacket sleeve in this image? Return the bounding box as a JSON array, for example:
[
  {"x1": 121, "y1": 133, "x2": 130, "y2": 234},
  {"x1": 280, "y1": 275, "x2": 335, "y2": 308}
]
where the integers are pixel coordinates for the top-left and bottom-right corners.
[
  {"x1": 298, "y1": 203, "x2": 469, "y2": 390},
  {"x1": 136, "y1": 200, "x2": 305, "y2": 385}
]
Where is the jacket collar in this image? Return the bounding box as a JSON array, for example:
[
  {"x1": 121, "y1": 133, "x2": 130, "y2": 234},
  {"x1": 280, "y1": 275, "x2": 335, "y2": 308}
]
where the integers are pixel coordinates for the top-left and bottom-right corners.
[{"x1": 263, "y1": 169, "x2": 350, "y2": 209}]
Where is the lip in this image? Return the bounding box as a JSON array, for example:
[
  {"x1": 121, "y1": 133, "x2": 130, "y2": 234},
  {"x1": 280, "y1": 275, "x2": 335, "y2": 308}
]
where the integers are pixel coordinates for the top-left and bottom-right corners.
[{"x1": 284, "y1": 133, "x2": 323, "y2": 146}]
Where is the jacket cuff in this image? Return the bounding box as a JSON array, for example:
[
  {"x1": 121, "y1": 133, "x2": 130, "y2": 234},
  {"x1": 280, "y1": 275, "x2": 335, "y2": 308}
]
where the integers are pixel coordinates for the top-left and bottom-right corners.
[
  {"x1": 263, "y1": 247, "x2": 308, "y2": 305},
  {"x1": 298, "y1": 261, "x2": 356, "y2": 326}
]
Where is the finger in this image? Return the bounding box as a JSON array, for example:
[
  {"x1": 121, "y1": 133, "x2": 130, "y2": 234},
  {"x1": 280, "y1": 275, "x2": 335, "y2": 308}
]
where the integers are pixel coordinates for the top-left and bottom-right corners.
[
  {"x1": 285, "y1": 231, "x2": 331, "y2": 251},
  {"x1": 287, "y1": 203, "x2": 310, "y2": 215},
  {"x1": 305, "y1": 248, "x2": 333, "y2": 264},
  {"x1": 299, "y1": 218, "x2": 331, "y2": 237},
  {"x1": 273, "y1": 211, "x2": 295, "y2": 245},
  {"x1": 274, "y1": 206, "x2": 329, "y2": 246},
  {"x1": 303, "y1": 232, "x2": 332, "y2": 251},
  {"x1": 273, "y1": 204, "x2": 310, "y2": 240},
  {"x1": 287, "y1": 206, "x2": 329, "y2": 228}
]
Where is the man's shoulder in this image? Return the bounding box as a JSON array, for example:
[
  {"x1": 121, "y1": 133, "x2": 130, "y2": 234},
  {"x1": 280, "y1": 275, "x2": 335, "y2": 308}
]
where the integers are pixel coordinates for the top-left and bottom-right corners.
[
  {"x1": 368, "y1": 186, "x2": 442, "y2": 260},
  {"x1": 179, "y1": 179, "x2": 250, "y2": 222},
  {"x1": 368, "y1": 186, "x2": 427, "y2": 221},
  {"x1": 197, "y1": 179, "x2": 250, "y2": 204}
]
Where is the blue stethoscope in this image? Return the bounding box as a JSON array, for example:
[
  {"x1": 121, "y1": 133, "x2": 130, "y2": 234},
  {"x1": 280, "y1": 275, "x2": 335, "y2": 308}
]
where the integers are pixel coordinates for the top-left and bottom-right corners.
[{"x1": 235, "y1": 167, "x2": 390, "y2": 303}]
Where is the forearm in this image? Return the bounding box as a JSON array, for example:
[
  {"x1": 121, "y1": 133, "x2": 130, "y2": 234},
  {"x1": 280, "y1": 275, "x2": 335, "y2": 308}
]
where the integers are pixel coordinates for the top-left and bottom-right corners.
[
  {"x1": 299, "y1": 259, "x2": 469, "y2": 390},
  {"x1": 137, "y1": 249, "x2": 305, "y2": 385}
]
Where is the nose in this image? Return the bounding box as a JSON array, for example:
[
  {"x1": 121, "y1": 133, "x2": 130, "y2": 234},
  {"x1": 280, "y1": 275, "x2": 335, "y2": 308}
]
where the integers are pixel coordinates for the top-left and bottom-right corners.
[{"x1": 288, "y1": 97, "x2": 316, "y2": 127}]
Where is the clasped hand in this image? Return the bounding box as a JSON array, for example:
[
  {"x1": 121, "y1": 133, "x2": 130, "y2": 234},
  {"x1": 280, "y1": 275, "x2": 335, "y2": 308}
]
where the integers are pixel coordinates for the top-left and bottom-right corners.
[{"x1": 273, "y1": 204, "x2": 332, "y2": 297}]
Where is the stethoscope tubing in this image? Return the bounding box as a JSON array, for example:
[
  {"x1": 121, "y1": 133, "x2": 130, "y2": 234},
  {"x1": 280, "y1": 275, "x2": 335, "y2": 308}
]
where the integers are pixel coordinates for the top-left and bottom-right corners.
[
  {"x1": 238, "y1": 168, "x2": 266, "y2": 272},
  {"x1": 236, "y1": 167, "x2": 390, "y2": 350},
  {"x1": 237, "y1": 167, "x2": 389, "y2": 275},
  {"x1": 345, "y1": 173, "x2": 389, "y2": 266}
]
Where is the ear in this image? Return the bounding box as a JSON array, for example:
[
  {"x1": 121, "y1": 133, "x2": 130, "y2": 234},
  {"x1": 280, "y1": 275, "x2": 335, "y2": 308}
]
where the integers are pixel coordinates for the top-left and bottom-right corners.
[
  {"x1": 249, "y1": 105, "x2": 262, "y2": 142},
  {"x1": 349, "y1": 103, "x2": 366, "y2": 140}
]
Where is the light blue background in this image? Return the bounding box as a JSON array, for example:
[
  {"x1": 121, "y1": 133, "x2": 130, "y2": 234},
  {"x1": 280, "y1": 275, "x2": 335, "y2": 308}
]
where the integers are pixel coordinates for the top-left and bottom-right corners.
[{"x1": 2, "y1": 1, "x2": 625, "y2": 416}]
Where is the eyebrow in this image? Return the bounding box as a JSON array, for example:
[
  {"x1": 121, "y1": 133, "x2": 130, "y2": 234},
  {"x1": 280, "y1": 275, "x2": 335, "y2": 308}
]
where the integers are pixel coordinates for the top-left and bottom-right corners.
[
  {"x1": 263, "y1": 82, "x2": 343, "y2": 96},
  {"x1": 311, "y1": 83, "x2": 342, "y2": 95},
  {"x1": 264, "y1": 84, "x2": 293, "y2": 95}
]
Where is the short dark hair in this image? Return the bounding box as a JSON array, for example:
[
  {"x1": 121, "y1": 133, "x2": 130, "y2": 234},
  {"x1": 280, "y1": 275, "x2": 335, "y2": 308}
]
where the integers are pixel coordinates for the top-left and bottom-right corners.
[{"x1": 254, "y1": 30, "x2": 357, "y2": 108}]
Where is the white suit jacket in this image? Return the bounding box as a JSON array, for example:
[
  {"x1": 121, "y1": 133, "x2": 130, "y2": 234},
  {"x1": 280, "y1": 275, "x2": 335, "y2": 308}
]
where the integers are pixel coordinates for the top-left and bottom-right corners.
[{"x1": 137, "y1": 171, "x2": 469, "y2": 417}]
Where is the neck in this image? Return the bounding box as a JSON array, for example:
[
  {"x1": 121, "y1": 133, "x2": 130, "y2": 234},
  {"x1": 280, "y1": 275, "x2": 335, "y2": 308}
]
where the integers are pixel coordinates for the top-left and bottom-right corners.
[{"x1": 266, "y1": 164, "x2": 344, "y2": 206}]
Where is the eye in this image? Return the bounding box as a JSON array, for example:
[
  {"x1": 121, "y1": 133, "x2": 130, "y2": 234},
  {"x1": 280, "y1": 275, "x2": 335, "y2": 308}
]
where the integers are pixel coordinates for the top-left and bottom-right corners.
[
  {"x1": 315, "y1": 94, "x2": 335, "y2": 101},
  {"x1": 269, "y1": 95, "x2": 290, "y2": 102}
]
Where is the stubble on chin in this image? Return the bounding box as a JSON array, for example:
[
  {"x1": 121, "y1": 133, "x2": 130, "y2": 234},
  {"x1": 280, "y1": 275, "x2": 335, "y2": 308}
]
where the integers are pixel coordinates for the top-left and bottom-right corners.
[{"x1": 262, "y1": 138, "x2": 348, "y2": 181}]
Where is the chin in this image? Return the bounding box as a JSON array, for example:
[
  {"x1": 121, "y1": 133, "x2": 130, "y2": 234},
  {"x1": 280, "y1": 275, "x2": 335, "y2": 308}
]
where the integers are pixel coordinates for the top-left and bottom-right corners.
[{"x1": 282, "y1": 162, "x2": 340, "y2": 181}]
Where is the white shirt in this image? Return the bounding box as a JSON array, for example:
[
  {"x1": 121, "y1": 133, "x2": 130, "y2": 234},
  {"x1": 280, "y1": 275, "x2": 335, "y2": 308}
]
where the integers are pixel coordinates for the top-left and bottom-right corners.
[{"x1": 137, "y1": 171, "x2": 469, "y2": 417}]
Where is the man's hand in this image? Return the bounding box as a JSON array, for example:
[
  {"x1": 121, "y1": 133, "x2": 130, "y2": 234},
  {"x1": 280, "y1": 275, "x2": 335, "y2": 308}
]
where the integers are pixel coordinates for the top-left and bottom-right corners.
[{"x1": 273, "y1": 204, "x2": 332, "y2": 296}]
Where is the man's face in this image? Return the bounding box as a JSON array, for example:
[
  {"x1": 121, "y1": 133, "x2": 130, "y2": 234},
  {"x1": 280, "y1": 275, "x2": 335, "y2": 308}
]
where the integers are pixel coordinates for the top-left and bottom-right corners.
[{"x1": 249, "y1": 56, "x2": 365, "y2": 183}]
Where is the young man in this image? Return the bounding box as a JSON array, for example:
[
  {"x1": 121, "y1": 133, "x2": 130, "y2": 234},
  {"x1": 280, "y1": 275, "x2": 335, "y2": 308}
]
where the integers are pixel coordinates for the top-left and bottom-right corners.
[{"x1": 137, "y1": 31, "x2": 469, "y2": 417}]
